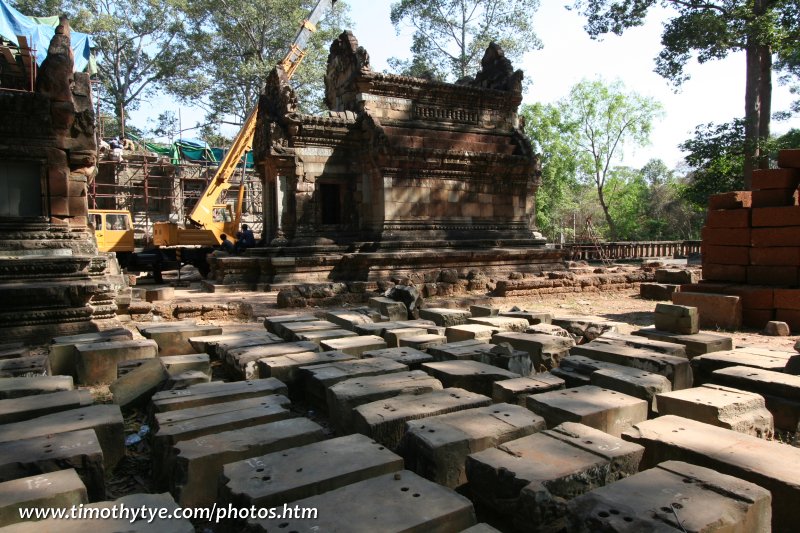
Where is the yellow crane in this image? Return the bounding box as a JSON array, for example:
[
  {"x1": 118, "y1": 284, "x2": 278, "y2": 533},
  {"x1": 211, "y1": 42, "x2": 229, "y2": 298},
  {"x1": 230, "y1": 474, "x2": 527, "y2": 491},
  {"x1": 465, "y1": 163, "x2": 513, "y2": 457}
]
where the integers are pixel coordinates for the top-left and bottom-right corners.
[{"x1": 153, "y1": 0, "x2": 338, "y2": 247}]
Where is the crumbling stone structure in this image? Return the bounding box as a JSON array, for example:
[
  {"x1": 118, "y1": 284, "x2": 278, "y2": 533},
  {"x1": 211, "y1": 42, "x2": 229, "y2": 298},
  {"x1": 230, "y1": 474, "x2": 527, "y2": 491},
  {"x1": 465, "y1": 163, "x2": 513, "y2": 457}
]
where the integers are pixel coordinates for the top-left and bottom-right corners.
[
  {"x1": 240, "y1": 32, "x2": 563, "y2": 287},
  {"x1": 0, "y1": 18, "x2": 121, "y2": 340}
]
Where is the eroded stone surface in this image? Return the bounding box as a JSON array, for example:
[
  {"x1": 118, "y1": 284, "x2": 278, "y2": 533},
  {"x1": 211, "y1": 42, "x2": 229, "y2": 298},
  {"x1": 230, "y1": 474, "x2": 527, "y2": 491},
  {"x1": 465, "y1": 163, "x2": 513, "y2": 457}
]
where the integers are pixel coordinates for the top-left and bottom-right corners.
[
  {"x1": 491, "y1": 332, "x2": 574, "y2": 371},
  {"x1": 362, "y1": 346, "x2": 434, "y2": 369},
  {"x1": 0, "y1": 389, "x2": 93, "y2": 424},
  {"x1": 140, "y1": 324, "x2": 223, "y2": 356},
  {"x1": 572, "y1": 341, "x2": 692, "y2": 390},
  {"x1": 300, "y1": 357, "x2": 409, "y2": 410},
  {"x1": 0, "y1": 469, "x2": 87, "y2": 527},
  {"x1": 74, "y1": 339, "x2": 158, "y2": 385},
  {"x1": 151, "y1": 379, "x2": 288, "y2": 413},
  {"x1": 491, "y1": 374, "x2": 565, "y2": 404},
  {"x1": 467, "y1": 316, "x2": 529, "y2": 333},
  {"x1": 256, "y1": 351, "x2": 355, "y2": 387},
  {"x1": 692, "y1": 347, "x2": 797, "y2": 384},
  {"x1": 421, "y1": 360, "x2": 519, "y2": 397},
  {"x1": 0, "y1": 376, "x2": 74, "y2": 400},
  {"x1": 402, "y1": 403, "x2": 545, "y2": 488},
  {"x1": 419, "y1": 308, "x2": 473, "y2": 327},
  {"x1": 633, "y1": 328, "x2": 733, "y2": 358},
  {"x1": 321, "y1": 335, "x2": 387, "y2": 356},
  {"x1": 566, "y1": 460, "x2": 771, "y2": 533}
]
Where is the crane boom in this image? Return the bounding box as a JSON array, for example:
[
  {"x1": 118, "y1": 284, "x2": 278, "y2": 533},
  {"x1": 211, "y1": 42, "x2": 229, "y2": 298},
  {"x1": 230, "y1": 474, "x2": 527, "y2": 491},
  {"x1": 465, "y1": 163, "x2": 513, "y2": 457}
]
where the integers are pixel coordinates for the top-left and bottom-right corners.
[{"x1": 175, "y1": 0, "x2": 337, "y2": 244}]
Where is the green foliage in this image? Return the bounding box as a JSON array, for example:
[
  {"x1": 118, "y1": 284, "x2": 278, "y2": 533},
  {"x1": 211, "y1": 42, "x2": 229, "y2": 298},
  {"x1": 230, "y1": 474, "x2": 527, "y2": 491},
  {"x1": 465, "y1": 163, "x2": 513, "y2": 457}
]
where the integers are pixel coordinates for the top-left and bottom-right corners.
[
  {"x1": 166, "y1": 0, "x2": 351, "y2": 124},
  {"x1": 389, "y1": 0, "x2": 541, "y2": 81}
]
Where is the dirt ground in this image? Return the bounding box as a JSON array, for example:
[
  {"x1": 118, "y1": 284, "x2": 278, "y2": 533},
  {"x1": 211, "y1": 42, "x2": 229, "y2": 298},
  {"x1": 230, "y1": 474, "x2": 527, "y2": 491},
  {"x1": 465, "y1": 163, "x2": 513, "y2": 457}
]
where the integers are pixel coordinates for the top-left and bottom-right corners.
[{"x1": 153, "y1": 282, "x2": 799, "y2": 353}]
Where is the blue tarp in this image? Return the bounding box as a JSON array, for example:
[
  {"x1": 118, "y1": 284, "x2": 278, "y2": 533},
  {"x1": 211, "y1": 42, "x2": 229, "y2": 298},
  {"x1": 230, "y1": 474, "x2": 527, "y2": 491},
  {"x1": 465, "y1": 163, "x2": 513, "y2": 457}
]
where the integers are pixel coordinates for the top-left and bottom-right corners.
[{"x1": 0, "y1": 0, "x2": 94, "y2": 72}]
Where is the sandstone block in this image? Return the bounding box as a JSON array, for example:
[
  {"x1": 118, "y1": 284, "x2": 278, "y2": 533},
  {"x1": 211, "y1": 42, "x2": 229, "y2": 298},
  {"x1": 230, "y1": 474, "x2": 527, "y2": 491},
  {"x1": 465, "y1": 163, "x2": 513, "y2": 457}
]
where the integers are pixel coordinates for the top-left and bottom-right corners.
[
  {"x1": 0, "y1": 376, "x2": 74, "y2": 400},
  {"x1": 322, "y1": 309, "x2": 374, "y2": 331},
  {"x1": 0, "y1": 469, "x2": 87, "y2": 527},
  {"x1": 300, "y1": 357, "x2": 409, "y2": 410},
  {"x1": 153, "y1": 395, "x2": 291, "y2": 432},
  {"x1": 421, "y1": 360, "x2": 519, "y2": 397},
  {"x1": 110, "y1": 358, "x2": 169, "y2": 408},
  {"x1": 552, "y1": 316, "x2": 621, "y2": 342},
  {"x1": 320, "y1": 334, "x2": 387, "y2": 356},
  {"x1": 244, "y1": 470, "x2": 476, "y2": 533},
  {"x1": 256, "y1": 350, "x2": 354, "y2": 387},
  {"x1": 263, "y1": 314, "x2": 317, "y2": 336},
  {"x1": 655, "y1": 268, "x2": 697, "y2": 284},
  {"x1": 327, "y1": 371, "x2": 443, "y2": 434},
  {"x1": 352, "y1": 388, "x2": 492, "y2": 449},
  {"x1": 691, "y1": 346, "x2": 796, "y2": 384},
  {"x1": 383, "y1": 327, "x2": 428, "y2": 347},
  {"x1": 362, "y1": 346, "x2": 434, "y2": 369},
  {"x1": 0, "y1": 355, "x2": 48, "y2": 377},
  {"x1": 470, "y1": 305, "x2": 498, "y2": 317},
  {"x1": 222, "y1": 433, "x2": 402, "y2": 509},
  {"x1": 566, "y1": 460, "x2": 771, "y2": 533},
  {"x1": 225, "y1": 341, "x2": 319, "y2": 380},
  {"x1": 74, "y1": 339, "x2": 158, "y2": 385},
  {"x1": 49, "y1": 328, "x2": 132, "y2": 376},
  {"x1": 144, "y1": 287, "x2": 174, "y2": 302},
  {"x1": 172, "y1": 418, "x2": 324, "y2": 507},
  {"x1": 590, "y1": 365, "x2": 672, "y2": 413},
  {"x1": 654, "y1": 303, "x2": 699, "y2": 335},
  {"x1": 491, "y1": 374, "x2": 565, "y2": 404},
  {"x1": 491, "y1": 332, "x2": 575, "y2": 371},
  {"x1": 500, "y1": 311, "x2": 553, "y2": 324},
  {"x1": 402, "y1": 403, "x2": 545, "y2": 488},
  {"x1": 165, "y1": 370, "x2": 210, "y2": 389},
  {"x1": 140, "y1": 324, "x2": 223, "y2": 356},
  {"x1": 399, "y1": 333, "x2": 448, "y2": 350},
  {"x1": 765, "y1": 320, "x2": 791, "y2": 336},
  {"x1": 188, "y1": 330, "x2": 273, "y2": 357},
  {"x1": 369, "y1": 297, "x2": 408, "y2": 321},
  {"x1": 151, "y1": 378, "x2": 288, "y2": 413},
  {"x1": 639, "y1": 282, "x2": 678, "y2": 301},
  {"x1": 623, "y1": 415, "x2": 800, "y2": 532},
  {"x1": 213, "y1": 333, "x2": 284, "y2": 361},
  {"x1": 0, "y1": 390, "x2": 92, "y2": 424},
  {"x1": 708, "y1": 191, "x2": 751, "y2": 210},
  {"x1": 467, "y1": 316, "x2": 529, "y2": 332},
  {"x1": 595, "y1": 331, "x2": 687, "y2": 356},
  {"x1": 419, "y1": 308, "x2": 472, "y2": 327},
  {"x1": 705, "y1": 208, "x2": 751, "y2": 228},
  {"x1": 426, "y1": 340, "x2": 490, "y2": 361},
  {"x1": 445, "y1": 324, "x2": 496, "y2": 343},
  {"x1": 671, "y1": 291, "x2": 742, "y2": 330},
  {"x1": 633, "y1": 328, "x2": 733, "y2": 357}
]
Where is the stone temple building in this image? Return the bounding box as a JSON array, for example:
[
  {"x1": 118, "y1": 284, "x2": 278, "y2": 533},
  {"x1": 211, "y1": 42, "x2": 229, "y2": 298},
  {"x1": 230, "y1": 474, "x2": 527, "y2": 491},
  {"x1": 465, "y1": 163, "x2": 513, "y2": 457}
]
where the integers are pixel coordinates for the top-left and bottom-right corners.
[
  {"x1": 0, "y1": 19, "x2": 121, "y2": 340},
  {"x1": 237, "y1": 32, "x2": 563, "y2": 287}
]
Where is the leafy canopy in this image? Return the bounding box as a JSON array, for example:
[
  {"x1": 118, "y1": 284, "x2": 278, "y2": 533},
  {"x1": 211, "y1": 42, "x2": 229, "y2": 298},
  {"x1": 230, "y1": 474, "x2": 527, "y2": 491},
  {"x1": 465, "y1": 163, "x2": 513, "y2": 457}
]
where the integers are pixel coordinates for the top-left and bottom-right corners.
[{"x1": 389, "y1": 0, "x2": 541, "y2": 81}]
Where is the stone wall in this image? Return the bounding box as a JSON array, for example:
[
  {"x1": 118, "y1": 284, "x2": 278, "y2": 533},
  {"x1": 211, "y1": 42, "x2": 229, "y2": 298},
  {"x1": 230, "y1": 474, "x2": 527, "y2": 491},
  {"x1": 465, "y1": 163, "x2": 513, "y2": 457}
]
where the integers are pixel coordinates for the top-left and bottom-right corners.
[{"x1": 0, "y1": 18, "x2": 122, "y2": 340}]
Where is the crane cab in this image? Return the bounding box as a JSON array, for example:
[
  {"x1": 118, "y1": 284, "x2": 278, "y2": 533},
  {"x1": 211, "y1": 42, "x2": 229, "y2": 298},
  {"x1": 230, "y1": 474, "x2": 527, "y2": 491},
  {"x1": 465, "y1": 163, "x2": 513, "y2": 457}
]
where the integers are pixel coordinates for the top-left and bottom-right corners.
[{"x1": 88, "y1": 209, "x2": 135, "y2": 253}]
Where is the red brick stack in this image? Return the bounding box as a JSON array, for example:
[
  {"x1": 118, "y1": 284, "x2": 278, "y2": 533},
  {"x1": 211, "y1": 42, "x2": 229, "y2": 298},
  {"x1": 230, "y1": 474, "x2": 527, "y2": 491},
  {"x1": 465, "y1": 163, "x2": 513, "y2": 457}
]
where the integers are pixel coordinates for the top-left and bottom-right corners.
[{"x1": 686, "y1": 149, "x2": 800, "y2": 331}]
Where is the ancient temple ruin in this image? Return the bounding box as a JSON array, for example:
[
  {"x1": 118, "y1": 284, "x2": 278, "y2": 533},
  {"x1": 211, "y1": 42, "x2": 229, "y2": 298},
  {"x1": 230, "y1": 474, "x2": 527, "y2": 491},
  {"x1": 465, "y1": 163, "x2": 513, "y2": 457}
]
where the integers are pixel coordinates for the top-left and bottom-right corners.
[
  {"x1": 237, "y1": 32, "x2": 563, "y2": 287},
  {"x1": 0, "y1": 18, "x2": 121, "y2": 340}
]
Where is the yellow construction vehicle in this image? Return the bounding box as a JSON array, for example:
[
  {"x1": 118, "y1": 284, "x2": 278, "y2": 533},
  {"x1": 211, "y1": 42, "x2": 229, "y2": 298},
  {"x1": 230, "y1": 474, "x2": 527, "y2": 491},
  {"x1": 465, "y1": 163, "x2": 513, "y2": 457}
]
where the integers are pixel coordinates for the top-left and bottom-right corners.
[
  {"x1": 152, "y1": 0, "x2": 338, "y2": 247},
  {"x1": 89, "y1": 209, "x2": 135, "y2": 253}
]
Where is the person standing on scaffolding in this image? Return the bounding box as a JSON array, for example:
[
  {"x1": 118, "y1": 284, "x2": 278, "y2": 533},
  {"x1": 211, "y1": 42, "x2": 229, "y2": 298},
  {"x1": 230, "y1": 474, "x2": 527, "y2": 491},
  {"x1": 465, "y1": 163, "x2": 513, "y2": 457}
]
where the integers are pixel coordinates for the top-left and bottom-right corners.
[{"x1": 108, "y1": 136, "x2": 124, "y2": 162}]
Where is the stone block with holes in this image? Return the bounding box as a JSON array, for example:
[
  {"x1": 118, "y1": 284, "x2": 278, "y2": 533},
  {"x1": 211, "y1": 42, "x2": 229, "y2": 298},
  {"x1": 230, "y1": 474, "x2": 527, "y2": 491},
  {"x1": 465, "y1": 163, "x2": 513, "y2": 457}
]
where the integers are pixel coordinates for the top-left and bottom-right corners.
[
  {"x1": 691, "y1": 346, "x2": 797, "y2": 384},
  {"x1": 227, "y1": 341, "x2": 319, "y2": 380},
  {"x1": 221, "y1": 434, "x2": 403, "y2": 509},
  {"x1": 421, "y1": 360, "x2": 519, "y2": 397},
  {"x1": 256, "y1": 350, "x2": 355, "y2": 389},
  {"x1": 0, "y1": 389, "x2": 93, "y2": 425},
  {"x1": 361, "y1": 346, "x2": 434, "y2": 370},
  {"x1": 150, "y1": 379, "x2": 288, "y2": 414},
  {"x1": 491, "y1": 332, "x2": 575, "y2": 371},
  {"x1": 188, "y1": 330, "x2": 275, "y2": 357},
  {"x1": 244, "y1": 470, "x2": 476, "y2": 533},
  {"x1": 0, "y1": 376, "x2": 75, "y2": 400},
  {"x1": 327, "y1": 371, "x2": 443, "y2": 435},
  {"x1": 491, "y1": 374, "x2": 565, "y2": 405},
  {"x1": 352, "y1": 388, "x2": 492, "y2": 450},
  {"x1": 623, "y1": 415, "x2": 800, "y2": 532},
  {"x1": 401, "y1": 403, "x2": 545, "y2": 488},
  {"x1": 526, "y1": 386, "x2": 648, "y2": 438},
  {"x1": 466, "y1": 422, "x2": 644, "y2": 533},
  {"x1": 566, "y1": 460, "x2": 771, "y2": 532},
  {"x1": 0, "y1": 469, "x2": 88, "y2": 527},
  {"x1": 171, "y1": 418, "x2": 324, "y2": 507},
  {"x1": 321, "y1": 335, "x2": 388, "y2": 356},
  {"x1": 300, "y1": 357, "x2": 409, "y2": 411}
]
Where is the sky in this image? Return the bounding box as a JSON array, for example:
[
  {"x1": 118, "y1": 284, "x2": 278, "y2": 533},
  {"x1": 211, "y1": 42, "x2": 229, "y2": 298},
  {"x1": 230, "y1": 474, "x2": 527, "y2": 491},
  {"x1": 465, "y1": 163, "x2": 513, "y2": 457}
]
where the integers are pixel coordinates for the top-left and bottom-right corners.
[{"x1": 132, "y1": 0, "x2": 799, "y2": 170}]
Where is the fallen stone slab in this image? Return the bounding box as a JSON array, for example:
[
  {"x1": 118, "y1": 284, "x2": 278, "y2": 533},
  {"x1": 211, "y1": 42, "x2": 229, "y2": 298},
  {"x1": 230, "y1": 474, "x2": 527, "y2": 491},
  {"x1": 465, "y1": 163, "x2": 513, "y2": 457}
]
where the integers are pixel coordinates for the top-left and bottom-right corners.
[
  {"x1": 399, "y1": 333, "x2": 448, "y2": 351},
  {"x1": 402, "y1": 403, "x2": 545, "y2": 488},
  {"x1": 526, "y1": 385, "x2": 648, "y2": 437},
  {"x1": 276, "y1": 319, "x2": 342, "y2": 341},
  {"x1": 551, "y1": 316, "x2": 621, "y2": 342},
  {"x1": 446, "y1": 324, "x2": 497, "y2": 343},
  {"x1": 0, "y1": 404, "x2": 124, "y2": 469},
  {"x1": 263, "y1": 314, "x2": 318, "y2": 336},
  {"x1": 49, "y1": 328, "x2": 133, "y2": 377},
  {"x1": 0, "y1": 376, "x2": 74, "y2": 400},
  {"x1": 654, "y1": 303, "x2": 699, "y2": 335},
  {"x1": 525, "y1": 323, "x2": 572, "y2": 337},
  {"x1": 421, "y1": 360, "x2": 519, "y2": 397},
  {"x1": 656, "y1": 384, "x2": 773, "y2": 438},
  {"x1": 322, "y1": 309, "x2": 375, "y2": 331},
  {"x1": 188, "y1": 330, "x2": 274, "y2": 357},
  {"x1": 639, "y1": 281, "x2": 679, "y2": 301},
  {"x1": 0, "y1": 355, "x2": 48, "y2": 377},
  {"x1": 426, "y1": 340, "x2": 492, "y2": 361},
  {"x1": 692, "y1": 347, "x2": 797, "y2": 384},
  {"x1": 295, "y1": 328, "x2": 359, "y2": 345},
  {"x1": 362, "y1": 346, "x2": 434, "y2": 369},
  {"x1": 595, "y1": 331, "x2": 687, "y2": 356},
  {"x1": 419, "y1": 308, "x2": 473, "y2": 327},
  {"x1": 491, "y1": 332, "x2": 575, "y2": 371},
  {"x1": 633, "y1": 327, "x2": 733, "y2": 358},
  {"x1": 384, "y1": 327, "x2": 429, "y2": 347},
  {"x1": 244, "y1": 470, "x2": 477, "y2": 533},
  {"x1": 709, "y1": 365, "x2": 800, "y2": 432},
  {"x1": 0, "y1": 390, "x2": 93, "y2": 424},
  {"x1": 566, "y1": 460, "x2": 771, "y2": 533},
  {"x1": 354, "y1": 319, "x2": 436, "y2": 337},
  {"x1": 571, "y1": 341, "x2": 693, "y2": 390},
  {"x1": 656, "y1": 268, "x2": 697, "y2": 284},
  {"x1": 321, "y1": 335, "x2": 388, "y2": 356},
  {"x1": 467, "y1": 316, "x2": 529, "y2": 332},
  {"x1": 369, "y1": 296, "x2": 408, "y2": 321},
  {"x1": 491, "y1": 374, "x2": 565, "y2": 404},
  {"x1": 226, "y1": 341, "x2": 319, "y2": 380},
  {"x1": 470, "y1": 305, "x2": 498, "y2": 317},
  {"x1": 300, "y1": 357, "x2": 409, "y2": 410},
  {"x1": 672, "y1": 291, "x2": 742, "y2": 330},
  {"x1": 160, "y1": 353, "x2": 211, "y2": 376},
  {"x1": 165, "y1": 370, "x2": 210, "y2": 389},
  {"x1": 222, "y1": 433, "x2": 402, "y2": 510},
  {"x1": 172, "y1": 418, "x2": 324, "y2": 507},
  {"x1": 465, "y1": 422, "x2": 644, "y2": 532},
  {"x1": 256, "y1": 351, "x2": 355, "y2": 387},
  {"x1": 327, "y1": 371, "x2": 443, "y2": 434},
  {"x1": 140, "y1": 324, "x2": 223, "y2": 356},
  {"x1": 150, "y1": 378, "x2": 288, "y2": 413},
  {"x1": 214, "y1": 334, "x2": 285, "y2": 362},
  {"x1": 0, "y1": 469, "x2": 87, "y2": 527},
  {"x1": 153, "y1": 395, "x2": 291, "y2": 432},
  {"x1": 623, "y1": 415, "x2": 800, "y2": 532},
  {"x1": 500, "y1": 311, "x2": 553, "y2": 325},
  {"x1": 590, "y1": 365, "x2": 672, "y2": 414},
  {"x1": 352, "y1": 388, "x2": 492, "y2": 449},
  {"x1": 74, "y1": 339, "x2": 158, "y2": 385},
  {"x1": 469, "y1": 343, "x2": 536, "y2": 375},
  {"x1": 110, "y1": 358, "x2": 169, "y2": 408},
  {"x1": 0, "y1": 429, "x2": 104, "y2": 501},
  {"x1": 0, "y1": 492, "x2": 194, "y2": 533}
]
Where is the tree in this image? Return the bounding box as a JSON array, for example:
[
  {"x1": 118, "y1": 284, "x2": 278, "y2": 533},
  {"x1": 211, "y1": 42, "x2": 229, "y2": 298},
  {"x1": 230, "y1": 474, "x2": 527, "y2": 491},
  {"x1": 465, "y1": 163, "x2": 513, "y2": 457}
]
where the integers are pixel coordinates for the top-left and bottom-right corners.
[
  {"x1": 573, "y1": 0, "x2": 800, "y2": 188},
  {"x1": 167, "y1": 0, "x2": 351, "y2": 126},
  {"x1": 561, "y1": 79, "x2": 662, "y2": 239},
  {"x1": 389, "y1": 0, "x2": 542, "y2": 82}
]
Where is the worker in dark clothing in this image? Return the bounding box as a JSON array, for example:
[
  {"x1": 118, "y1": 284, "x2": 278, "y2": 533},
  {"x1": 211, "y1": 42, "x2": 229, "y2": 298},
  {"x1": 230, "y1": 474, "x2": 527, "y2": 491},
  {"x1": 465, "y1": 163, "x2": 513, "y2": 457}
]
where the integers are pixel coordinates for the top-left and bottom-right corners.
[{"x1": 219, "y1": 234, "x2": 235, "y2": 254}]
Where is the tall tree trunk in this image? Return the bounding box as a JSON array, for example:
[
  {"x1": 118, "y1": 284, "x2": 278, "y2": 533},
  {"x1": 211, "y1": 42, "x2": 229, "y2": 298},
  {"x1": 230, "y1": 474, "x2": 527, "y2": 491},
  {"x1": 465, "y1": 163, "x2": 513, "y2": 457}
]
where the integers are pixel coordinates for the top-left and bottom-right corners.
[
  {"x1": 758, "y1": 43, "x2": 772, "y2": 170},
  {"x1": 744, "y1": 39, "x2": 762, "y2": 190},
  {"x1": 597, "y1": 185, "x2": 617, "y2": 240}
]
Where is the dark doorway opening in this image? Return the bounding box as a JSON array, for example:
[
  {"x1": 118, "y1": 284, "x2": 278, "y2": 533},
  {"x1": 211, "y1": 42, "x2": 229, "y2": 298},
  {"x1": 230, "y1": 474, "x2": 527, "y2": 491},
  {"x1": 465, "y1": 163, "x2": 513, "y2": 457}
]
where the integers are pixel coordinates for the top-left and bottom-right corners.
[{"x1": 320, "y1": 183, "x2": 342, "y2": 225}]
